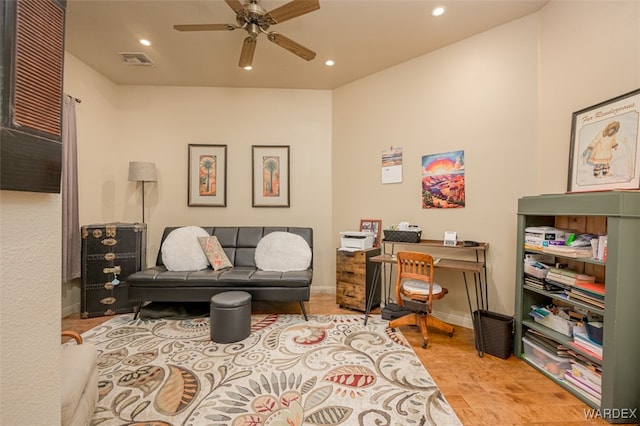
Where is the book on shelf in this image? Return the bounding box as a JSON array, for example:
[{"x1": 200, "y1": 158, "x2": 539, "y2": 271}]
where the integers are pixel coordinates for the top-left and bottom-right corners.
[
  {"x1": 573, "y1": 282, "x2": 605, "y2": 298},
  {"x1": 524, "y1": 330, "x2": 570, "y2": 357},
  {"x1": 572, "y1": 326, "x2": 603, "y2": 358},
  {"x1": 564, "y1": 371, "x2": 602, "y2": 401},
  {"x1": 568, "y1": 291, "x2": 605, "y2": 309},
  {"x1": 563, "y1": 379, "x2": 601, "y2": 406},
  {"x1": 596, "y1": 235, "x2": 607, "y2": 261},
  {"x1": 546, "y1": 268, "x2": 595, "y2": 286},
  {"x1": 570, "y1": 360, "x2": 602, "y2": 389},
  {"x1": 541, "y1": 245, "x2": 594, "y2": 258}
]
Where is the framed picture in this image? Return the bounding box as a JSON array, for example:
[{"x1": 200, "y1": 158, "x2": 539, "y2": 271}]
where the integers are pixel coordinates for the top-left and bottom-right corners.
[
  {"x1": 252, "y1": 145, "x2": 290, "y2": 207},
  {"x1": 568, "y1": 88, "x2": 640, "y2": 193},
  {"x1": 360, "y1": 219, "x2": 382, "y2": 247},
  {"x1": 188, "y1": 144, "x2": 227, "y2": 207}
]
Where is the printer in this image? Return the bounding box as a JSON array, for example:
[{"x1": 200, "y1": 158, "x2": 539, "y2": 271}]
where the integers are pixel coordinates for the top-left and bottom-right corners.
[{"x1": 340, "y1": 231, "x2": 375, "y2": 250}]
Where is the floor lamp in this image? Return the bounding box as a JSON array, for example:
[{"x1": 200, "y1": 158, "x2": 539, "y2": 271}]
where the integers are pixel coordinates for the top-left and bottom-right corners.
[{"x1": 128, "y1": 161, "x2": 157, "y2": 223}]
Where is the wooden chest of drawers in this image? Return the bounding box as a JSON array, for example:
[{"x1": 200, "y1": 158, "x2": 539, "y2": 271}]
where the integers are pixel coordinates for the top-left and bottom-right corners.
[{"x1": 336, "y1": 247, "x2": 380, "y2": 311}]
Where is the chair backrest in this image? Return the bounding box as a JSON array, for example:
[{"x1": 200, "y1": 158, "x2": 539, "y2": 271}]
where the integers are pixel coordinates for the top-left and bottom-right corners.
[{"x1": 394, "y1": 251, "x2": 437, "y2": 310}]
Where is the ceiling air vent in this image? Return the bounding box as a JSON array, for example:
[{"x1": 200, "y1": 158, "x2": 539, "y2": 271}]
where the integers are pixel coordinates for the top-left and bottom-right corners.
[{"x1": 118, "y1": 52, "x2": 154, "y2": 66}]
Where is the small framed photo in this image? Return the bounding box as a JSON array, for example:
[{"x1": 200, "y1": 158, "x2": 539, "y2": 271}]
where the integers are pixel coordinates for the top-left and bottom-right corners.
[
  {"x1": 360, "y1": 219, "x2": 382, "y2": 247},
  {"x1": 568, "y1": 88, "x2": 640, "y2": 193},
  {"x1": 252, "y1": 145, "x2": 290, "y2": 207},
  {"x1": 188, "y1": 144, "x2": 227, "y2": 207}
]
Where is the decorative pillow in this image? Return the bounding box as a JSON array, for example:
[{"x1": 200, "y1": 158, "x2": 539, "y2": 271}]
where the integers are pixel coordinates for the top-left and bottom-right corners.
[
  {"x1": 198, "y1": 236, "x2": 233, "y2": 271},
  {"x1": 161, "y1": 226, "x2": 210, "y2": 271},
  {"x1": 255, "y1": 232, "x2": 312, "y2": 272}
]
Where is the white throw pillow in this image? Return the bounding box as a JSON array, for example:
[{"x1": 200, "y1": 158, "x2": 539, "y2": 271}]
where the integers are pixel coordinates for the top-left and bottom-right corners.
[
  {"x1": 161, "y1": 226, "x2": 210, "y2": 271},
  {"x1": 255, "y1": 231, "x2": 312, "y2": 272}
]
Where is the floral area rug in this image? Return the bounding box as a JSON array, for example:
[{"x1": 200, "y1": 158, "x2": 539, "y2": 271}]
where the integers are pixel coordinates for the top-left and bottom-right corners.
[{"x1": 83, "y1": 314, "x2": 462, "y2": 425}]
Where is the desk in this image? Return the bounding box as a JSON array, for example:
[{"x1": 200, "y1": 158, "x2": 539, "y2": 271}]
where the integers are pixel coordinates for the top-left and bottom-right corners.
[{"x1": 364, "y1": 240, "x2": 489, "y2": 357}]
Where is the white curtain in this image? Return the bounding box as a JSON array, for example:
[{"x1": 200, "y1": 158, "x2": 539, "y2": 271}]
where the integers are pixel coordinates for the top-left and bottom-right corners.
[{"x1": 62, "y1": 94, "x2": 81, "y2": 281}]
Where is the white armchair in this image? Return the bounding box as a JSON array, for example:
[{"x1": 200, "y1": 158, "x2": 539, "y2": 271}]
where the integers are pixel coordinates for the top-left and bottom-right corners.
[{"x1": 61, "y1": 331, "x2": 98, "y2": 426}]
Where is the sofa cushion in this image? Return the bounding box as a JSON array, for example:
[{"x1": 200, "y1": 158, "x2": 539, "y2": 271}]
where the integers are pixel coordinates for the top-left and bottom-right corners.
[
  {"x1": 255, "y1": 231, "x2": 312, "y2": 272},
  {"x1": 161, "y1": 226, "x2": 210, "y2": 271},
  {"x1": 198, "y1": 236, "x2": 233, "y2": 270}
]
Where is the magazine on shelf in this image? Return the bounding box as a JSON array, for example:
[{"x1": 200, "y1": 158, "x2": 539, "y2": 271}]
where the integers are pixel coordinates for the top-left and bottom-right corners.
[
  {"x1": 570, "y1": 360, "x2": 602, "y2": 389},
  {"x1": 563, "y1": 379, "x2": 601, "y2": 406},
  {"x1": 564, "y1": 371, "x2": 602, "y2": 400}
]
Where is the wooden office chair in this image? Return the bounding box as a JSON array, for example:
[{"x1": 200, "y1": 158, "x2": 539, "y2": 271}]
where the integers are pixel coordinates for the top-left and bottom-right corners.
[{"x1": 389, "y1": 251, "x2": 454, "y2": 348}]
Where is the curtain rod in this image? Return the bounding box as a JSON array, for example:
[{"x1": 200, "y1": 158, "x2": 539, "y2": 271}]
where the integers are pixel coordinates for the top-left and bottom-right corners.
[{"x1": 66, "y1": 94, "x2": 82, "y2": 103}]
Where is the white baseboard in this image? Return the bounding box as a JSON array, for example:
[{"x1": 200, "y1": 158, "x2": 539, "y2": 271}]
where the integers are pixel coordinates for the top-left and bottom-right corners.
[{"x1": 61, "y1": 302, "x2": 80, "y2": 318}]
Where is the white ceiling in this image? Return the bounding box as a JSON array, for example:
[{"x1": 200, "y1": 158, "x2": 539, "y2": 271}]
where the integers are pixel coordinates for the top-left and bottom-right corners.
[{"x1": 65, "y1": 0, "x2": 548, "y2": 90}]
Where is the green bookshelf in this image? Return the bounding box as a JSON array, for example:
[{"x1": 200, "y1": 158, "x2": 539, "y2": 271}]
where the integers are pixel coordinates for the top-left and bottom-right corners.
[{"x1": 514, "y1": 192, "x2": 639, "y2": 424}]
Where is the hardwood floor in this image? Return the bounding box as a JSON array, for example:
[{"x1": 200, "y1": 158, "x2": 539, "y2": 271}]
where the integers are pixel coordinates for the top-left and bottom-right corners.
[{"x1": 62, "y1": 293, "x2": 615, "y2": 425}]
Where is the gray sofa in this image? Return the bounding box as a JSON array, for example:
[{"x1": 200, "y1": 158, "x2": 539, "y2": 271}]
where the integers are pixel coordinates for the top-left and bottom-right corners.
[{"x1": 127, "y1": 226, "x2": 313, "y2": 319}]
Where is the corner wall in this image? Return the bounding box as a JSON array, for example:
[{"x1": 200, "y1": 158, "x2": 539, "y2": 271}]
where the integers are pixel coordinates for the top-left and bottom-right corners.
[{"x1": 333, "y1": 14, "x2": 540, "y2": 324}]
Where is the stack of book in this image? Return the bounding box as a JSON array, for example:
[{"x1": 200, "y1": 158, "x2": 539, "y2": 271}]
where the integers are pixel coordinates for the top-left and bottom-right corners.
[
  {"x1": 568, "y1": 282, "x2": 605, "y2": 309},
  {"x1": 570, "y1": 325, "x2": 603, "y2": 360},
  {"x1": 564, "y1": 359, "x2": 602, "y2": 405},
  {"x1": 545, "y1": 268, "x2": 595, "y2": 288},
  {"x1": 524, "y1": 329, "x2": 571, "y2": 357},
  {"x1": 541, "y1": 245, "x2": 594, "y2": 258}
]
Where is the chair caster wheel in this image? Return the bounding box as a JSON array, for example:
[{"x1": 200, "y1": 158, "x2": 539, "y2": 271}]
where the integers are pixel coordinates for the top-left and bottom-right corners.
[
  {"x1": 421, "y1": 342, "x2": 427, "y2": 349},
  {"x1": 448, "y1": 332, "x2": 453, "y2": 337}
]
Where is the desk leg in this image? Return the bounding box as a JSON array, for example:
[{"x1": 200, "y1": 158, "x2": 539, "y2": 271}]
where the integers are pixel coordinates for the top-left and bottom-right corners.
[
  {"x1": 463, "y1": 272, "x2": 484, "y2": 357},
  {"x1": 364, "y1": 262, "x2": 381, "y2": 326}
]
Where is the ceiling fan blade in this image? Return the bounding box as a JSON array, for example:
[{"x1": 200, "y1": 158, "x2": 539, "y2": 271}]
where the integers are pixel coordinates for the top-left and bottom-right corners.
[
  {"x1": 173, "y1": 24, "x2": 235, "y2": 32},
  {"x1": 267, "y1": 32, "x2": 316, "y2": 61},
  {"x1": 265, "y1": 0, "x2": 320, "y2": 24},
  {"x1": 239, "y1": 37, "x2": 257, "y2": 68},
  {"x1": 225, "y1": 0, "x2": 246, "y2": 15}
]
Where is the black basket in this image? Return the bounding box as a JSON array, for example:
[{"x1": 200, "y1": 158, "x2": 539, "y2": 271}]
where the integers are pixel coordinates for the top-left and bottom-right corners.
[
  {"x1": 383, "y1": 229, "x2": 422, "y2": 243},
  {"x1": 473, "y1": 310, "x2": 514, "y2": 359}
]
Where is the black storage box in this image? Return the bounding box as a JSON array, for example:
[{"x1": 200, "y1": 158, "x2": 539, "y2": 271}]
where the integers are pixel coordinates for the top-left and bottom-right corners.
[
  {"x1": 473, "y1": 310, "x2": 513, "y2": 359},
  {"x1": 383, "y1": 229, "x2": 422, "y2": 243}
]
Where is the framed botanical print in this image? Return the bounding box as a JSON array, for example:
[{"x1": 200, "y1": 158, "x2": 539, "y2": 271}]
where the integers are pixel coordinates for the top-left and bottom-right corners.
[
  {"x1": 188, "y1": 144, "x2": 227, "y2": 207},
  {"x1": 252, "y1": 145, "x2": 290, "y2": 207}
]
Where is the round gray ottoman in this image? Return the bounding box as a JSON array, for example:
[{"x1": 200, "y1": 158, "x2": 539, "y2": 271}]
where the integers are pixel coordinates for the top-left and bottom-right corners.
[{"x1": 210, "y1": 291, "x2": 252, "y2": 343}]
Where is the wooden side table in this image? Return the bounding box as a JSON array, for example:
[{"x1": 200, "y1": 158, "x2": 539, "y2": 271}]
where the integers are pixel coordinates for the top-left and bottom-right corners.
[{"x1": 336, "y1": 247, "x2": 381, "y2": 311}]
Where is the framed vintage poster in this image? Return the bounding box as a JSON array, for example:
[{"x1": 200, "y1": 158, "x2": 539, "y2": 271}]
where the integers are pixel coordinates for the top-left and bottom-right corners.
[
  {"x1": 252, "y1": 145, "x2": 290, "y2": 207},
  {"x1": 568, "y1": 88, "x2": 640, "y2": 193},
  {"x1": 188, "y1": 144, "x2": 227, "y2": 207},
  {"x1": 360, "y1": 219, "x2": 382, "y2": 247}
]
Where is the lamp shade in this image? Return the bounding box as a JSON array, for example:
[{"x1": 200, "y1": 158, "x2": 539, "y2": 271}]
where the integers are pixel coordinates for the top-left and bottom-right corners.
[{"x1": 128, "y1": 161, "x2": 157, "y2": 182}]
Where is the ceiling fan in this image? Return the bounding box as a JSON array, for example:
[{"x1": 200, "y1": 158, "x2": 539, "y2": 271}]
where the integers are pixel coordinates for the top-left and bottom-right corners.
[{"x1": 174, "y1": 0, "x2": 320, "y2": 69}]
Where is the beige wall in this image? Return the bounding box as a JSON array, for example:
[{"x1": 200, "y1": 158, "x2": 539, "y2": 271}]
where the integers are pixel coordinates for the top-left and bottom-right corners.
[
  {"x1": 0, "y1": 191, "x2": 61, "y2": 424},
  {"x1": 333, "y1": 14, "x2": 540, "y2": 325},
  {"x1": 537, "y1": 1, "x2": 640, "y2": 194},
  {"x1": 2, "y1": 2, "x2": 639, "y2": 424},
  {"x1": 62, "y1": 54, "x2": 333, "y2": 315}
]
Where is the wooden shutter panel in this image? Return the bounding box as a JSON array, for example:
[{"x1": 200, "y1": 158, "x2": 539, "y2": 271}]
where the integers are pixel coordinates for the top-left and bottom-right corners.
[{"x1": 13, "y1": 0, "x2": 65, "y2": 138}]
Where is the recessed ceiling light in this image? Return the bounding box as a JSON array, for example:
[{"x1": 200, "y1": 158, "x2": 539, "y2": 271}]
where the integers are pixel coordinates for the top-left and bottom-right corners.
[
  {"x1": 243, "y1": 66, "x2": 252, "y2": 71},
  {"x1": 139, "y1": 39, "x2": 151, "y2": 46},
  {"x1": 431, "y1": 6, "x2": 446, "y2": 17},
  {"x1": 325, "y1": 60, "x2": 335, "y2": 67}
]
